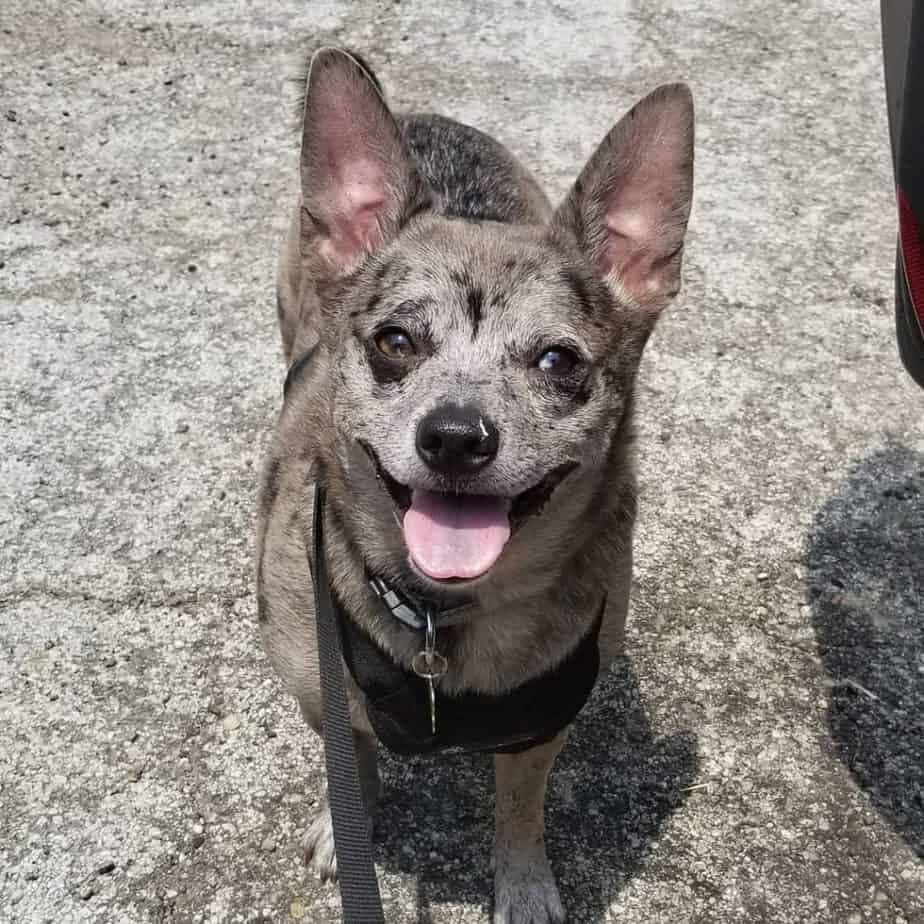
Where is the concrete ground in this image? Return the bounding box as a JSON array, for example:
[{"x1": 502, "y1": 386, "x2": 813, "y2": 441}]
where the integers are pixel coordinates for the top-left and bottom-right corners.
[{"x1": 2, "y1": 1, "x2": 922, "y2": 921}]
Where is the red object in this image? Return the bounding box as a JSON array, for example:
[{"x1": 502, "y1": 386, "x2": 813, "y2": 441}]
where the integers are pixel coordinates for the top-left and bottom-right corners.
[{"x1": 898, "y1": 186, "x2": 924, "y2": 336}]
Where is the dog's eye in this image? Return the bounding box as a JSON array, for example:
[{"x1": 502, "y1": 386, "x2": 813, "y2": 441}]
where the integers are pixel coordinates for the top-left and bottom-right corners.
[
  {"x1": 536, "y1": 347, "x2": 579, "y2": 375},
  {"x1": 375, "y1": 327, "x2": 415, "y2": 359}
]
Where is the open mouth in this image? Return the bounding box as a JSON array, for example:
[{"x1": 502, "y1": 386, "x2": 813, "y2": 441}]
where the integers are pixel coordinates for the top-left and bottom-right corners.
[{"x1": 359, "y1": 442, "x2": 576, "y2": 582}]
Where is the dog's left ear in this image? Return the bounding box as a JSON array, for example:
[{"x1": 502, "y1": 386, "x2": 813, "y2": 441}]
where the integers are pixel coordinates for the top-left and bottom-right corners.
[{"x1": 552, "y1": 84, "x2": 694, "y2": 314}]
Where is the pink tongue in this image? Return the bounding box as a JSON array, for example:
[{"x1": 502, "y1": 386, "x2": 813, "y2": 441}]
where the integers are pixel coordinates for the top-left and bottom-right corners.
[{"x1": 402, "y1": 490, "x2": 511, "y2": 580}]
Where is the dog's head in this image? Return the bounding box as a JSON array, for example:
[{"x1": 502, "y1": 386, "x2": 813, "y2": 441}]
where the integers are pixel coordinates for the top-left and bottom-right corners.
[{"x1": 289, "y1": 49, "x2": 693, "y2": 596}]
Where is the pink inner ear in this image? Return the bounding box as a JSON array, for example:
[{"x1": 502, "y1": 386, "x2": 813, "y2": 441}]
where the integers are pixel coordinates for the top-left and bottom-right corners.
[
  {"x1": 317, "y1": 160, "x2": 388, "y2": 266},
  {"x1": 303, "y1": 56, "x2": 404, "y2": 271},
  {"x1": 598, "y1": 182, "x2": 683, "y2": 301},
  {"x1": 599, "y1": 210, "x2": 650, "y2": 282},
  {"x1": 598, "y1": 235, "x2": 659, "y2": 300}
]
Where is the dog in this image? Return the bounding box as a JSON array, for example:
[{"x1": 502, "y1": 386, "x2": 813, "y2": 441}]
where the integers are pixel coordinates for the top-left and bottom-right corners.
[{"x1": 257, "y1": 47, "x2": 693, "y2": 923}]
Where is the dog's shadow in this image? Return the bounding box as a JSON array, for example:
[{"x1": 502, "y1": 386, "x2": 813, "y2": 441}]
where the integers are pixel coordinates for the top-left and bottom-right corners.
[
  {"x1": 374, "y1": 657, "x2": 698, "y2": 921},
  {"x1": 807, "y1": 445, "x2": 924, "y2": 857}
]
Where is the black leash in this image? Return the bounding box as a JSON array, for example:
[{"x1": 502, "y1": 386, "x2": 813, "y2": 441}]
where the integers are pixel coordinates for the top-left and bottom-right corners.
[{"x1": 312, "y1": 486, "x2": 385, "y2": 924}]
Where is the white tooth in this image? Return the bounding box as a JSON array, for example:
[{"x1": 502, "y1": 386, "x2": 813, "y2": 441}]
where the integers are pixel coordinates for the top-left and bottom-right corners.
[{"x1": 478, "y1": 418, "x2": 488, "y2": 439}]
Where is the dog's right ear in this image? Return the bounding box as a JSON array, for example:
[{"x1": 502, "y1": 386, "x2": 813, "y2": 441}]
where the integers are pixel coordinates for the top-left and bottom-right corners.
[{"x1": 299, "y1": 48, "x2": 428, "y2": 276}]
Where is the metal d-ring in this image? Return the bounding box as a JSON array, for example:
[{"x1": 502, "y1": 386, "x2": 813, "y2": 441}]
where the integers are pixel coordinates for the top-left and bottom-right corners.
[{"x1": 411, "y1": 611, "x2": 448, "y2": 734}]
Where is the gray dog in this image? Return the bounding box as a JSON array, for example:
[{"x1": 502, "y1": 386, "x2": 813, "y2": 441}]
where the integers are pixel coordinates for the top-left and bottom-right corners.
[{"x1": 257, "y1": 47, "x2": 694, "y2": 923}]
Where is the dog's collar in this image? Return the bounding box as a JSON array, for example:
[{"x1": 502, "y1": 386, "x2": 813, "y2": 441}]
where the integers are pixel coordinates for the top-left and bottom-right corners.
[
  {"x1": 366, "y1": 574, "x2": 475, "y2": 631},
  {"x1": 310, "y1": 486, "x2": 475, "y2": 633}
]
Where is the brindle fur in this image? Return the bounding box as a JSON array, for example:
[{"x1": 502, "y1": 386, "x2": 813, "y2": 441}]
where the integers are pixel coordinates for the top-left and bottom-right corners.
[{"x1": 258, "y1": 47, "x2": 693, "y2": 923}]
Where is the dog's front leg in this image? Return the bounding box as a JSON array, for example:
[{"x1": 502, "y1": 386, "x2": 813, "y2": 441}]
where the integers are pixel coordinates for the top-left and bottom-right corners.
[{"x1": 493, "y1": 733, "x2": 566, "y2": 924}]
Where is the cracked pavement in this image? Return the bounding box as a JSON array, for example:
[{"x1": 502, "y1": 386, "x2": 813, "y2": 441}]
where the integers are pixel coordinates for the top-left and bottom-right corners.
[{"x1": 2, "y1": 1, "x2": 923, "y2": 922}]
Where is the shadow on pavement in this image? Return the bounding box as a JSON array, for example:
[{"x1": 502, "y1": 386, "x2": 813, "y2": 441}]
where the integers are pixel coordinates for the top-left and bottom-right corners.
[
  {"x1": 808, "y1": 445, "x2": 924, "y2": 858},
  {"x1": 374, "y1": 656, "x2": 698, "y2": 921}
]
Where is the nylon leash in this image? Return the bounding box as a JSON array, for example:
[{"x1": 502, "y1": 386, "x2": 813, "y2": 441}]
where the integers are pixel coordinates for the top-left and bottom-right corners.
[{"x1": 312, "y1": 486, "x2": 386, "y2": 923}]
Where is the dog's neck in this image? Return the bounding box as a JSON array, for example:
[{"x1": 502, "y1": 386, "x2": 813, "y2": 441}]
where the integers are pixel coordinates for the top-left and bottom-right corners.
[{"x1": 366, "y1": 573, "x2": 475, "y2": 631}]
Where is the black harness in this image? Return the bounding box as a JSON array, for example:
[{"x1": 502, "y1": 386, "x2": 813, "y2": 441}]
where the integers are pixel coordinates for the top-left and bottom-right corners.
[
  {"x1": 313, "y1": 486, "x2": 604, "y2": 757},
  {"x1": 339, "y1": 589, "x2": 604, "y2": 756}
]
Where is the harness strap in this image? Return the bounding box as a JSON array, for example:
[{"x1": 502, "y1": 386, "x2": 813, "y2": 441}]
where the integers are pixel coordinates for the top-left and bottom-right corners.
[{"x1": 339, "y1": 592, "x2": 604, "y2": 757}]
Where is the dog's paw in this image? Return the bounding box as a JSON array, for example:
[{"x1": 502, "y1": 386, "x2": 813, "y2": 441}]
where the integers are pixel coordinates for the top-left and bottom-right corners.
[
  {"x1": 302, "y1": 800, "x2": 337, "y2": 882},
  {"x1": 493, "y1": 859, "x2": 565, "y2": 924}
]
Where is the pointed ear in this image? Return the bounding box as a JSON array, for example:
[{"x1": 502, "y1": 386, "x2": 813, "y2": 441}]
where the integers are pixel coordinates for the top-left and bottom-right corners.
[
  {"x1": 299, "y1": 48, "x2": 429, "y2": 275},
  {"x1": 552, "y1": 83, "x2": 694, "y2": 312}
]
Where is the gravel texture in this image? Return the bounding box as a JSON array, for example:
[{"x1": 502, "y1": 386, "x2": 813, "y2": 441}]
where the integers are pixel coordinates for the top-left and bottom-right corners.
[{"x1": 2, "y1": 1, "x2": 922, "y2": 922}]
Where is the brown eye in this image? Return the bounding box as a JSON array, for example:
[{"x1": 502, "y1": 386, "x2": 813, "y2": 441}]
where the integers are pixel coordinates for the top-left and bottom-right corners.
[
  {"x1": 536, "y1": 346, "x2": 579, "y2": 375},
  {"x1": 375, "y1": 327, "x2": 415, "y2": 358}
]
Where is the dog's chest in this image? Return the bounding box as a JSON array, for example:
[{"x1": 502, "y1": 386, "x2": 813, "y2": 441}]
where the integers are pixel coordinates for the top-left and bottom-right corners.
[{"x1": 338, "y1": 597, "x2": 605, "y2": 756}]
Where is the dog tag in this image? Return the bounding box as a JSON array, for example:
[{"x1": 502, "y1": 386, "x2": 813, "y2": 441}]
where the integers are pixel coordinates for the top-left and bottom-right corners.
[{"x1": 411, "y1": 611, "x2": 447, "y2": 735}]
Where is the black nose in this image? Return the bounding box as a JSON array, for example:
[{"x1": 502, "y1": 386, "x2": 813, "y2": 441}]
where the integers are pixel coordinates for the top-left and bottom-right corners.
[{"x1": 416, "y1": 405, "x2": 500, "y2": 476}]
